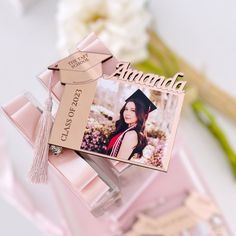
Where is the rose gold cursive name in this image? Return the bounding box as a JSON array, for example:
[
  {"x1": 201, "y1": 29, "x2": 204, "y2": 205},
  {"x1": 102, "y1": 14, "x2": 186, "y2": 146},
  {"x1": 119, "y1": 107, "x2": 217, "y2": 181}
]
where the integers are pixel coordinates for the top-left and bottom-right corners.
[{"x1": 106, "y1": 63, "x2": 186, "y2": 92}]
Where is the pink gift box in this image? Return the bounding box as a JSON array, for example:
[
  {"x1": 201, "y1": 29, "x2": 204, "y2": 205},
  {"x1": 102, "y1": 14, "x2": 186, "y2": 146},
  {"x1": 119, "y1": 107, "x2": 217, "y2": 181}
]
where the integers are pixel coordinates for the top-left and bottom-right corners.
[{"x1": 0, "y1": 32, "x2": 232, "y2": 235}]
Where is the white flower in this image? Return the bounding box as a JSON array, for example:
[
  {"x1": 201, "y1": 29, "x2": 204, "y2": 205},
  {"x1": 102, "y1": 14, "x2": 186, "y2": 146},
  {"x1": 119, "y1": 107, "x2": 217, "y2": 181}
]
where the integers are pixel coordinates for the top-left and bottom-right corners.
[
  {"x1": 57, "y1": 0, "x2": 151, "y2": 62},
  {"x1": 142, "y1": 144, "x2": 155, "y2": 159}
]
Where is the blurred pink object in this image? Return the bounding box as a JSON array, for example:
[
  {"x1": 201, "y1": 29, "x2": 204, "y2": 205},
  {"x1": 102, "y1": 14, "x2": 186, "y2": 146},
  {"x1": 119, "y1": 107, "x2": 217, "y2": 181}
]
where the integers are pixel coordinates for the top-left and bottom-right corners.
[
  {"x1": 1, "y1": 113, "x2": 232, "y2": 235},
  {"x1": 0, "y1": 123, "x2": 71, "y2": 236},
  {"x1": 46, "y1": 137, "x2": 233, "y2": 235},
  {"x1": 1, "y1": 93, "x2": 120, "y2": 216}
]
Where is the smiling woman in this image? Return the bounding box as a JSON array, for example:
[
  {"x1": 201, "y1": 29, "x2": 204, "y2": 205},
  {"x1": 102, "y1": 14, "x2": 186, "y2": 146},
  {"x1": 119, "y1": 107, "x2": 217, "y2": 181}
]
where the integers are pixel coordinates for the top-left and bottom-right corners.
[{"x1": 106, "y1": 89, "x2": 157, "y2": 160}]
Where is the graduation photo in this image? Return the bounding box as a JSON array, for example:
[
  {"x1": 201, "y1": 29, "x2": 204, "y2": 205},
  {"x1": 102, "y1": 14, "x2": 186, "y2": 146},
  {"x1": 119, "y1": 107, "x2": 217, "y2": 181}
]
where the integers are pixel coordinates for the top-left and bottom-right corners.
[{"x1": 80, "y1": 77, "x2": 180, "y2": 170}]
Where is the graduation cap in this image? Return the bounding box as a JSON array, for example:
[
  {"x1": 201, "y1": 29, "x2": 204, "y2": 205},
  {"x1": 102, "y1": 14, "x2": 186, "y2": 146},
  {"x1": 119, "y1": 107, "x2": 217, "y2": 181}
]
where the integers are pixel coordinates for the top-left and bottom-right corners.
[
  {"x1": 48, "y1": 51, "x2": 112, "y2": 84},
  {"x1": 125, "y1": 89, "x2": 157, "y2": 114}
]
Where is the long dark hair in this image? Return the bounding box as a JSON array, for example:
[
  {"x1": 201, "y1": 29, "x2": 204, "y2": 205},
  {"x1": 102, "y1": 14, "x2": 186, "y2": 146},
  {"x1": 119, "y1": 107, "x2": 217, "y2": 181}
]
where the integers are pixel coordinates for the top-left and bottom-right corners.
[{"x1": 108, "y1": 99, "x2": 148, "y2": 158}]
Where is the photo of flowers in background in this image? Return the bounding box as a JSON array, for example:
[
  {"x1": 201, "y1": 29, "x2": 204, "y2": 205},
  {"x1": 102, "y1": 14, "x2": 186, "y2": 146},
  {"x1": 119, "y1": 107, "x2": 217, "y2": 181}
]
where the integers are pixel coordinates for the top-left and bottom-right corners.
[{"x1": 80, "y1": 78, "x2": 180, "y2": 170}]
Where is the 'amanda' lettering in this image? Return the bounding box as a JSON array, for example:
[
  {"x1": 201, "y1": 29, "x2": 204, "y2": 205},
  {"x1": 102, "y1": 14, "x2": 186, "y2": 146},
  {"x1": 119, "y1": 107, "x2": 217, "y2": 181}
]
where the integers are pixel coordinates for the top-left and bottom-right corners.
[{"x1": 106, "y1": 63, "x2": 186, "y2": 92}]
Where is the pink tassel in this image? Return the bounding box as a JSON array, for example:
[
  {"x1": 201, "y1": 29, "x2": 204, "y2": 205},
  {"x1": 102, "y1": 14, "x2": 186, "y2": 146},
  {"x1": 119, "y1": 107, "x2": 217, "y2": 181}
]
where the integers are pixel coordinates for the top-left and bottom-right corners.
[{"x1": 28, "y1": 72, "x2": 54, "y2": 184}]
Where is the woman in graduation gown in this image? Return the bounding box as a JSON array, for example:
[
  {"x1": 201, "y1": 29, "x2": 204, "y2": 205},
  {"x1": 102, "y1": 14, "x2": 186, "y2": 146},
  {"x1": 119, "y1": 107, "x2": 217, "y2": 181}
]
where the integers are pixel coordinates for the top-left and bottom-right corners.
[{"x1": 106, "y1": 89, "x2": 157, "y2": 160}]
